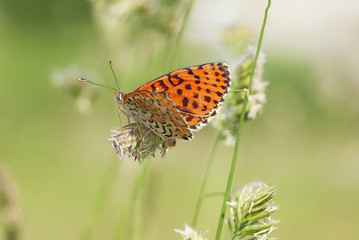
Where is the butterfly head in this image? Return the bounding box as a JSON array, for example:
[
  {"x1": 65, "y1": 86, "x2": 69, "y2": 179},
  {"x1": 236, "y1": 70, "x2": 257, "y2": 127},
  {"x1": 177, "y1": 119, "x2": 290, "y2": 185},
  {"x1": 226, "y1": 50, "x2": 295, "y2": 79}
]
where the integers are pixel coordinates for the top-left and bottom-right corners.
[{"x1": 114, "y1": 90, "x2": 124, "y2": 104}]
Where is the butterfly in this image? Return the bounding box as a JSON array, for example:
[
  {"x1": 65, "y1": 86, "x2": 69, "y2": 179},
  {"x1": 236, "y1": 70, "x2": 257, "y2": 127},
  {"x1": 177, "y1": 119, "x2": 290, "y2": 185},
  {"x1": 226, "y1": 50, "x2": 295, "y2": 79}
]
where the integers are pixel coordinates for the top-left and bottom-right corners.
[{"x1": 113, "y1": 62, "x2": 231, "y2": 147}]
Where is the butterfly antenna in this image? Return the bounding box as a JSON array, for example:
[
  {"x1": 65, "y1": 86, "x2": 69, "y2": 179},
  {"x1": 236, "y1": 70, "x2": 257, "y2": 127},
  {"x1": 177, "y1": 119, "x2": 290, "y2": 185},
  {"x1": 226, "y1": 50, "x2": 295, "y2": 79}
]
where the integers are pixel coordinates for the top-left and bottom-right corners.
[
  {"x1": 78, "y1": 78, "x2": 117, "y2": 91},
  {"x1": 109, "y1": 60, "x2": 121, "y2": 91}
]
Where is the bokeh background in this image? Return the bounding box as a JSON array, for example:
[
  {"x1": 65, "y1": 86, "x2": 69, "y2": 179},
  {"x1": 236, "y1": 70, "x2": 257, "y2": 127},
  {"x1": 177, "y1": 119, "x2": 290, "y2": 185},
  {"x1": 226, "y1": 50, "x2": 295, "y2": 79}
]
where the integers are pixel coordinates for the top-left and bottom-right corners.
[{"x1": 1, "y1": 0, "x2": 359, "y2": 239}]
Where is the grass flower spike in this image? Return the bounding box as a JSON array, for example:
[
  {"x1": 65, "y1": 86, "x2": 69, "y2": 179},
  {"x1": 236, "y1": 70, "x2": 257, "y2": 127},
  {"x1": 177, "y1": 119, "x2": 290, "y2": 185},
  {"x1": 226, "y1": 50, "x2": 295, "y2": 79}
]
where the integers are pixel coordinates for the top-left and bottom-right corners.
[
  {"x1": 108, "y1": 123, "x2": 169, "y2": 163},
  {"x1": 213, "y1": 48, "x2": 267, "y2": 145},
  {"x1": 227, "y1": 182, "x2": 279, "y2": 240},
  {"x1": 237, "y1": 48, "x2": 267, "y2": 120},
  {"x1": 175, "y1": 224, "x2": 208, "y2": 240}
]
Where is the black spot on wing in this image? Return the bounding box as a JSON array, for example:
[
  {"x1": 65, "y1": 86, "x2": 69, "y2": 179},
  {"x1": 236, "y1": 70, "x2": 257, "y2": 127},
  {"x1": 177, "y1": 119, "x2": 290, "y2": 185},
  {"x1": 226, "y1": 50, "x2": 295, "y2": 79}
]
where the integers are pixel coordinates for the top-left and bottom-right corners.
[{"x1": 182, "y1": 97, "x2": 189, "y2": 107}]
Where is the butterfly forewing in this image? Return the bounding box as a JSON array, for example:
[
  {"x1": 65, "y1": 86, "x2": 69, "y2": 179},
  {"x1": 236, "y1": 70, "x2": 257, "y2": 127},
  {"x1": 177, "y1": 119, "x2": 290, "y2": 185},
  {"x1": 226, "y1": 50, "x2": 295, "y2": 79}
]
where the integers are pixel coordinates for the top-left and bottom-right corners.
[
  {"x1": 122, "y1": 90, "x2": 193, "y2": 146},
  {"x1": 135, "y1": 63, "x2": 231, "y2": 129}
]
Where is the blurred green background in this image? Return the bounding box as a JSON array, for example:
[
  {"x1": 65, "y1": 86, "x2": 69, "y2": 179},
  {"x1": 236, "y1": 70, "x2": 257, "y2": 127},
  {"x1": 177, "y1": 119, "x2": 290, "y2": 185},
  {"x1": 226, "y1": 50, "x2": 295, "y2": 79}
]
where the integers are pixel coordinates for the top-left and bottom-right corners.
[{"x1": 1, "y1": 0, "x2": 359, "y2": 239}]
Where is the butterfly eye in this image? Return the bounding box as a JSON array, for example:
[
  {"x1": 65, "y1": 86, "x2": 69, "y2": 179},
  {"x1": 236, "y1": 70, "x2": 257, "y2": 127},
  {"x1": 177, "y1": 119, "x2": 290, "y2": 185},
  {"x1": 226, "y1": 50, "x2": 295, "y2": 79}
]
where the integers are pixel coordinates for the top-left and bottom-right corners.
[
  {"x1": 116, "y1": 91, "x2": 122, "y2": 102},
  {"x1": 114, "y1": 91, "x2": 121, "y2": 102}
]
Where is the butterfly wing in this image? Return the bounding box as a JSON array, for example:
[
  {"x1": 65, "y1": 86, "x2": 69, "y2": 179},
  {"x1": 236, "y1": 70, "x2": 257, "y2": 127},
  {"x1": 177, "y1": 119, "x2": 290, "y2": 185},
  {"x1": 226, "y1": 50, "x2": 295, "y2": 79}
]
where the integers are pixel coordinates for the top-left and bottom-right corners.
[
  {"x1": 135, "y1": 62, "x2": 231, "y2": 130},
  {"x1": 122, "y1": 90, "x2": 193, "y2": 146}
]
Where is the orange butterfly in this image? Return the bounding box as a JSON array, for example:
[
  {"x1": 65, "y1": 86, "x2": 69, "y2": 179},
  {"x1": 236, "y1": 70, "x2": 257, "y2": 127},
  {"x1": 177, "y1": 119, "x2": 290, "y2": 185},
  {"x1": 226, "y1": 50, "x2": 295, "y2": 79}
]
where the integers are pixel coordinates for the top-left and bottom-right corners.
[{"x1": 81, "y1": 63, "x2": 231, "y2": 147}]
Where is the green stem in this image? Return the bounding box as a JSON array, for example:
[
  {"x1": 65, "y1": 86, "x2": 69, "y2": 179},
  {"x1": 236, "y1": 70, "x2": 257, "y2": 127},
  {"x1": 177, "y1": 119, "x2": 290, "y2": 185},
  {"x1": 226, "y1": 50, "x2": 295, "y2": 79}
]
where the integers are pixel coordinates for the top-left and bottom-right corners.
[
  {"x1": 191, "y1": 131, "x2": 223, "y2": 227},
  {"x1": 131, "y1": 162, "x2": 150, "y2": 240},
  {"x1": 175, "y1": 0, "x2": 196, "y2": 49},
  {"x1": 215, "y1": 1, "x2": 271, "y2": 239},
  {"x1": 202, "y1": 192, "x2": 225, "y2": 198},
  {"x1": 165, "y1": 0, "x2": 196, "y2": 68},
  {"x1": 81, "y1": 157, "x2": 119, "y2": 240},
  {"x1": 114, "y1": 161, "x2": 150, "y2": 240}
]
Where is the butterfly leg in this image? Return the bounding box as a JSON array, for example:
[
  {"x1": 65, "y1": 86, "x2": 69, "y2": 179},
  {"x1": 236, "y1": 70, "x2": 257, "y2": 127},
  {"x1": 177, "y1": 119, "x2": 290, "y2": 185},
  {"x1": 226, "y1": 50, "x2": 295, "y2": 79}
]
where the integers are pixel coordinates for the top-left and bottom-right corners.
[
  {"x1": 117, "y1": 106, "x2": 131, "y2": 125},
  {"x1": 116, "y1": 106, "x2": 124, "y2": 130},
  {"x1": 133, "y1": 118, "x2": 144, "y2": 147}
]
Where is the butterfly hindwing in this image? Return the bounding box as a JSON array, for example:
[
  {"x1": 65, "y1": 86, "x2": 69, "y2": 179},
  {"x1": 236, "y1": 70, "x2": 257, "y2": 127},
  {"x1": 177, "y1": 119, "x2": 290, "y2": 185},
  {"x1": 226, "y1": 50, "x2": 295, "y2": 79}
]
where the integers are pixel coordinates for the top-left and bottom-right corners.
[{"x1": 122, "y1": 90, "x2": 193, "y2": 145}]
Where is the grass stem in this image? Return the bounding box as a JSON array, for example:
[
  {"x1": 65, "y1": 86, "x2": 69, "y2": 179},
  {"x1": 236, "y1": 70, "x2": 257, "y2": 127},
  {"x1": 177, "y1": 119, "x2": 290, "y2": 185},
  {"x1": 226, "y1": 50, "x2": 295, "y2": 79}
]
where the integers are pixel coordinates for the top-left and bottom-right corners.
[
  {"x1": 81, "y1": 157, "x2": 119, "y2": 240},
  {"x1": 191, "y1": 130, "x2": 223, "y2": 228},
  {"x1": 114, "y1": 161, "x2": 150, "y2": 240},
  {"x1": 215, "y1": 1, "x2": 271, "y2": 239}
]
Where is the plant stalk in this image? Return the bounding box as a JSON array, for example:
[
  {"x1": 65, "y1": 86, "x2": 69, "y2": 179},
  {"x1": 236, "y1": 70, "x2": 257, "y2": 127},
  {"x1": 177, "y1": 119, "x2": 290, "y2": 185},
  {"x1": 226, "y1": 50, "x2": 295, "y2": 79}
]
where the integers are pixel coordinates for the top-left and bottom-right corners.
[
  {"x1": 191, "y1": 130, "x2": 223, "y2": 227},
  {"x1": 215, "y1": 1, "x2": 271, "y2": 239}
]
